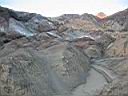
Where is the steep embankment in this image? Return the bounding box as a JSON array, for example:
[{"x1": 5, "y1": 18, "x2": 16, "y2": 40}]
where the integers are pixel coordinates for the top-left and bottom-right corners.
[{"x1": 0, "y1": 30, "x2": 91, "y2": 96}]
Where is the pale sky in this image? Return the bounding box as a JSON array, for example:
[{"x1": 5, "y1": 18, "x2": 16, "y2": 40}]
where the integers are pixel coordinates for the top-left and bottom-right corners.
[{"x1": 0, "y1": 0, "x2": 128, "y2": 17}]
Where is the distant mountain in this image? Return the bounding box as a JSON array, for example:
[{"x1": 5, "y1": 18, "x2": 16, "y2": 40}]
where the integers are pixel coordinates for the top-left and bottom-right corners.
[
  {"x1": 54, "y1": 13, "x2": 103, "y2": 32},
  {"x1": 100, "y1": 8, "x2": 128, "y2": 31},
  {"x1": 96, "y1": 12, "x2": 107, "y2": 19}
]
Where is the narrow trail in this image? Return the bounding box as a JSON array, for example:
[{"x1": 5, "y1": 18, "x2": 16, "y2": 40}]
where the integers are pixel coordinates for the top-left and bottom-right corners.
[
  {"x1": 70, "y1": 64, "x2": 118, "y2": 96},
  {"x1": 71, "y1": 68, "x2": 107, "y2": 96},
  {"x1": 91, "y1": 64, "x2": 117, "y2": 83}
]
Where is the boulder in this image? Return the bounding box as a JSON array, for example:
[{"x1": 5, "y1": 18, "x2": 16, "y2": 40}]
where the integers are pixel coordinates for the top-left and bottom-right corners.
[{"x1": 25, "y1": 15, "x2": 57, "y2": 32}]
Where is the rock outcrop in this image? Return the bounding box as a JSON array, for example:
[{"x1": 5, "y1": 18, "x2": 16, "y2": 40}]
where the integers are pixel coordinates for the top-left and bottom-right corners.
[{"x1": 0, "y1": 6, "x2": 58, "y2": 36}]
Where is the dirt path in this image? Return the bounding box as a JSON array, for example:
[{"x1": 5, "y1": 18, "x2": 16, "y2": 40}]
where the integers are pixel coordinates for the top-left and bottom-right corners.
[
  {"x1": 91, "y1": 64, "x2": 117, "y2": 83},
  {"x1": 70, "y1": 64, "x2": 118, "y2": 96},
  {"x1": 71, "y1": 68, "x2": 107, "y2": 96}
]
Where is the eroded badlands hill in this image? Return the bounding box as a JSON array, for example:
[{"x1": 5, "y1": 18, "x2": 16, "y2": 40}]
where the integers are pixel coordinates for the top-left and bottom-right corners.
[{"x1": 0, "y1": 6, "x2": 128, "y2": 96}]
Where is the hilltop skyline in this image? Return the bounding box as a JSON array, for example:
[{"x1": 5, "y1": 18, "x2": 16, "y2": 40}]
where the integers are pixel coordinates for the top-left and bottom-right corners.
[{"x1": 0, "y1": 0, "x2": 128, "y2": 17}]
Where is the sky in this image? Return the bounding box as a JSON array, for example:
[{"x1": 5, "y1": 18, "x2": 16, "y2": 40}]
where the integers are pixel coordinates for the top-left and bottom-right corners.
[{"x1": 0, "y1": 0, "x2": 128, "y2": 17}]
